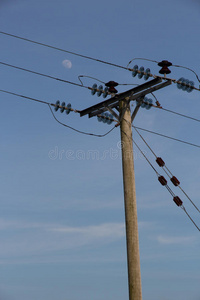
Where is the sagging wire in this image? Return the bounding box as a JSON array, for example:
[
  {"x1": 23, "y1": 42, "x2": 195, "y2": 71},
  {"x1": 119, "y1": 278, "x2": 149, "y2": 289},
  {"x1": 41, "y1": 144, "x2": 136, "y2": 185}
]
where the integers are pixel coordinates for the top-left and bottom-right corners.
[
  {"x1": 172, "y1": 64, "x2": 200, "y2": 84},
  {"x1": 48, "y1": 104, "x2": 116, "y2": 137},
  {"x1": 78, "y1": 75, "x2": 105, "y2": 86},
  {"x1": 127, "y1": 57, "x2": 200, "y2": 88},
  {"x1": 127, "y1": 57, "x2": 159, "y2": 69},
  {"x1": 0, "y1": 88, "x2": 116, "y2": 138}
]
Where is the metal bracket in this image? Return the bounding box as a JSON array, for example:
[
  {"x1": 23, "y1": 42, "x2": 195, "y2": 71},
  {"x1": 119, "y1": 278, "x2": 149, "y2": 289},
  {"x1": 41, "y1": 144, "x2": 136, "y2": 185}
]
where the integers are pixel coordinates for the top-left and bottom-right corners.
[
  {"x1": 131, "y1": 101, "x2": 142, "y2": 123},
  {"x1": 103, "y1": 105, "x2": 120, "y2": 121}
]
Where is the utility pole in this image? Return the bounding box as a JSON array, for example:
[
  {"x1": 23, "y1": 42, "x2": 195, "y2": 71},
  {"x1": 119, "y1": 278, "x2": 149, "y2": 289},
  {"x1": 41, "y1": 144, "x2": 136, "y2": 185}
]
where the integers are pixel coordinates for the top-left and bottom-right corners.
[
  {"x1": 120, "y1": 100, "x2": 142, "y2": 300},
  {"x1": 79, "y1": 75, "x2": 172, "y2": 300}
]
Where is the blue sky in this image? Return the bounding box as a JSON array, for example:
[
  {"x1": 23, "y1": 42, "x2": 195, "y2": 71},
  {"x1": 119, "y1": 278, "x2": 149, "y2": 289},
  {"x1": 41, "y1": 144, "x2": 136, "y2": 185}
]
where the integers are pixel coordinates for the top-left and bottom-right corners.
[{"x1": 0, "y1": 0, "x2": 200, "y2": 300}]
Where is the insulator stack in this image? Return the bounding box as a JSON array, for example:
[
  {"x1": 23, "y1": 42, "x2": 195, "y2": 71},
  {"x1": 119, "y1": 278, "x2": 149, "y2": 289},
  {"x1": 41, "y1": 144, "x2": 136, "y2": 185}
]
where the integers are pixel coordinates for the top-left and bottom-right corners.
[
  {"x1": 137, "y1": 97, "x2": 153, "y2": 110},
  {"x1": 158, "y1": 176, "x2": 167, "y2": 186},
  {"x1": 54, "y1": 101, "x2": 71, "y2": 114},
  {"x1": 97, "y1": 112, "x2": 114, "y2": 125},
  {"x1": 105, "y1": 81, "x2": 118, "y2": 94},
  {"x1": 156, "y1": 157, "x2": 165, "y2": 167},
  {"x1": 91, "y1": 84, "x2": 109, "y2": 98},
  {"x1": 170, "y1": 176, "x2": 180, "y2": 187},
  {"x1": 177, "y1": 77, "x2": 194, "y2": 93},
  {"x1": 173, "y1": 196, "x2": 183, "y2": 207},
  {"x1": 158, "y1": 60, "x2": 172, "y2": 74},
  {"x1": 132, "y1": 65, "x2": 151, "y2": 80}
]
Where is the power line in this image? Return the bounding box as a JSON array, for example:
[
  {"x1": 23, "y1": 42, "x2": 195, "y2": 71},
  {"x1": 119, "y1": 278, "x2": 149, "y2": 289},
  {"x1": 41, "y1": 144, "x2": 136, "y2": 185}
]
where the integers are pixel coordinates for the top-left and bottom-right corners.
[
  {"x1": 121, "y1": 127, "x2": 200, "y2": 231},
  {"x1": 0, "y1": 88, "x2": 116, "y2": 137},
  {"x1": 134, "y1": 126, "x2": 200, "y2": 149},
  {"x1": 126, "y1": 57, "x2": 200, "y2": 84},
  {"x1": 3, "y1": 59, "x2": 200, "y2": 126},
  {"x1": 3, "y1": 58, "x2": 200, "y2": 127},
  {"x1": 0, "y1": 88, "x2": 50, "y2": 105},
  {"x1": 0, "y1": 31, "x2": 130, "y2": 71},
  {"x1": 0, "y1": 61, "x2": 88, "y2": 89},
  {"x1": 153, "y1": 104, "x2": 200, "y2": 123},
  {"x1": 0, "y1": 88, "x2": 200, "y2": 148},
  {"x1": 48, "y1": 104, "x2": 116, "y2": 137},
  {"x1": 133, "y1": 125, "x2": 200, "y2": 213}
]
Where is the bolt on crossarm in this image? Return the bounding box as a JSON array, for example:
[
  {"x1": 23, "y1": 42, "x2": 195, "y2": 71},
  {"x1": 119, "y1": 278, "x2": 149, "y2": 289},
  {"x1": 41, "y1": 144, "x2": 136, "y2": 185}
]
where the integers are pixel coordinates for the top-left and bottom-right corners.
[{"x1": 119, "y1": 100, "x2": 142, "y2": 300}]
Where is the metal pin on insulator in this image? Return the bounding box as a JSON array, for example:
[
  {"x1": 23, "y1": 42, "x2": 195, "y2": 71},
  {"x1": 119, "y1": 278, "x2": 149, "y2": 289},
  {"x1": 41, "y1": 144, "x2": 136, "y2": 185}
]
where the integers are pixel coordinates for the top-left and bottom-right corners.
[
  {"x1": 156, "y1": 157, "x2": 165, "y2": 167},
  {"x1": 173, "y1": 196, "x2": 183, "y2": 207},
  {"x1": 170, "y1": 176, "x2": 180, "y2": 187},
  {"x1": 158, "y1": 176, "x2": 167, "y2": 186}
]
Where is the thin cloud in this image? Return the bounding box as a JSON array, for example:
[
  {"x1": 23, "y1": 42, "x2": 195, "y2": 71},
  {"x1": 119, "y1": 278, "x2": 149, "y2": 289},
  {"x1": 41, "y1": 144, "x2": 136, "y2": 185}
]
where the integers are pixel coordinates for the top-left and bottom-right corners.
[{"x1": 157, "y1": 235, "x2": 196, "y2": 245}]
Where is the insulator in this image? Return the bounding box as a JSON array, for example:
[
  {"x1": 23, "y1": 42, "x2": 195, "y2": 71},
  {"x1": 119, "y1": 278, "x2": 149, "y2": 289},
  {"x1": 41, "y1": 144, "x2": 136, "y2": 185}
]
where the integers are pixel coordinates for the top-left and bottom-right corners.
[
  {"x1": 103, "y1": 87, "x2": 109, "y2": 98},
  {"x1": 173, "y1": 196, "x2": 183, "y2": 207},
  {"x1": 170, "y1": 176, "x2": 180, "y2": 187},
  {"x1": 158, "y1": 60, "x2": 172, "y2": 74},
  {"x1": 145, "y1": 98, "x2": 152, "y2": 110},
  {"x1": 158, "y1": 175, "x2": 167, "y2": 186},
  {"x1": 132, "y1": 65, "x2": 138, "y2": 77},
  {"x1": 187, "y1": 81, "x2": 194, "y2": 93},
  {"x1": 156, "y1": 157, "x2": 165, "y2": 167},
  {"x1": 182, "y1": 79, "x2": 189, "y2": 91},
  {"x1": 144, "y1": 68, "x2": 151, "y2": 80},
  {"x1": 105, "y1": 81, "x2": 118, "y2": 94},
  {"x1": 60, "y1": 102, "x2": 65, "y2": 113},
  {"x1": 97, "y1": 85, "x2": 103, "y2": 97},
  {"x1": 102, "y1": 112, "x2": 107, "y2": 123},
  {"x1": 177, "y1": 78, "x2": 195, "y2": 93},
  {"x1": 91, "y1": 83, "x2": 98, "y2": 95},
  {"x1": 141, "y1": 97, "x2": 152, "y2": 110},
  {"x1": 97, "y1": 115, "x2": 103, "y2": 122},
  {"x1": 107, "y1": 114, "x2": 114, "y2": 125},
  {"x1": 140, "y1": 98, "x2": 146, "y2": 108},
  {"x1": 138, "y1": 66, "x2": 145, "y2": 79},
  {"x1": 177, "y1": 77, "x2": 185, "y2": 89},
  {"x1": 66, "y1": 103, "x2": 71, "y2": 115},
  {"x1": 54, "y1": 100, "x2": 60, "y2": 112}
]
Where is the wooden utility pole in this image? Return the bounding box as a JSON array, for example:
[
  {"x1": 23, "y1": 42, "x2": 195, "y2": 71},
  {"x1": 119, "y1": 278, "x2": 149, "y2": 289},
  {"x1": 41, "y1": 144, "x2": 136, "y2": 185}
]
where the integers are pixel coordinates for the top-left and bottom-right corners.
[
  {"x1": 79, "y1": 77, "x2": 172, "y2": 300},
  {"x1": 120, "y1": 100, "x2": 142, "y2": 300}
]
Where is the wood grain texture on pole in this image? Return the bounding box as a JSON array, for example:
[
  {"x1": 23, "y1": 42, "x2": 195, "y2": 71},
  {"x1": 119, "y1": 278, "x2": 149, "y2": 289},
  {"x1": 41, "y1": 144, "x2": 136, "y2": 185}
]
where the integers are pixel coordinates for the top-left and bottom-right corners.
[{"x1": 120, "y1": 100, "x2": 142, "y2": 300}]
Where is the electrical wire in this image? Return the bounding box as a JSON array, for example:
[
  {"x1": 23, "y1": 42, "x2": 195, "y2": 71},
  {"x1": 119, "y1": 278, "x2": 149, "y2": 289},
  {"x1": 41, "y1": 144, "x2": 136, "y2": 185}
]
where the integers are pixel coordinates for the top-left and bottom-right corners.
[
  {"x1": 127, "y1": 57, "x2": 159, "y2": 69},
  {"x1": 3, "y1": 30, "x2": 199, "y2": 93},
  {"x1": 0, "y1": 31, "x2": 130, "y2": 71},
  {"x1": 0, "y1": 88, "x2": 50, "y2": 105},
  {"x1": 48, "y1": 105, "x2": 116, "y2": 137},
  {"x1": 134, "y1": 126, "x2": 200, "y2": 149},
  {"x1": 78, "y1": 75, "x2": 105, "y2": 86},
  {"x1": 172, "y1": 64, "x2": 200, "y2": 83},
  {"x1": 2, "y1": 31, "x2": 200, "y2": 87},
  {"x1": 0, "y1": 61, "x2": 89, "y2": 89},
  {"x1": 133, "y1": 125, "x2": 200, "y2": 213},
  {"x1": 0, "y1": 88, "x2": 116, "y2": 137},
  {"x1": 121, "y1": 127, "x2": 200, "y2": 231},
  {"x1": 153, "y1": 105, "x2": 200, "y2": 123},
  {"x1": 3, "y1": 59, "x2": 200, "y2": 125},
  {"x1": 1, "y1": 87, "x2": 199, "y2": 148}
]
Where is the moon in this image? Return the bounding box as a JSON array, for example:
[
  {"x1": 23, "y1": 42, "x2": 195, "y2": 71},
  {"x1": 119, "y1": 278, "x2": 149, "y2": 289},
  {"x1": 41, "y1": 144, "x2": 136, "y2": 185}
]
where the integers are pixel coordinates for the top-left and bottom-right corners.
[{"x1": 62, "y1": 59, "x2": 72, "y2": 69}]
